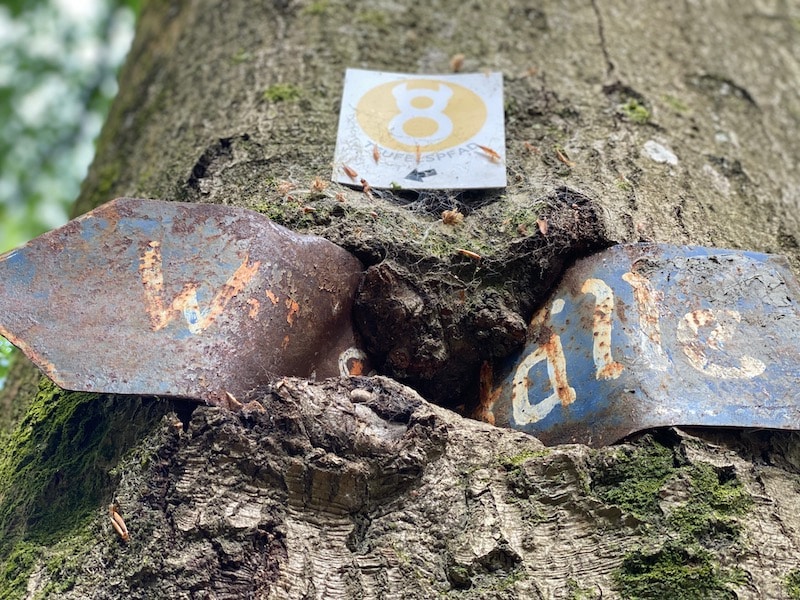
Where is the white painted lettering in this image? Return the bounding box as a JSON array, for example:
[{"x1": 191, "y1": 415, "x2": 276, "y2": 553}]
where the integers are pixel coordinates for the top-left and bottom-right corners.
[
  {"x1": 389, "y1": 83, "x2": 453, "y2": 147},
  {"x1": 622, "y1": 271, "x2": 669, "y2": 371},
  {"x1": 512, "y1": 299, "x2": 576, "y2": 424},
  {"x1": 677, "y1": 309, "x2": 766, "y2": 379},
  {"x1": 581, "y1": 279, "x2": 624, "y2": 380}
]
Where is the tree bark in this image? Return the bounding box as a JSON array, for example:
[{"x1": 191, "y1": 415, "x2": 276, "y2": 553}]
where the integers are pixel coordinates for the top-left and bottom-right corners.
[{"x1": 2, "y1": 0, "x2": 800, "y2": 598}]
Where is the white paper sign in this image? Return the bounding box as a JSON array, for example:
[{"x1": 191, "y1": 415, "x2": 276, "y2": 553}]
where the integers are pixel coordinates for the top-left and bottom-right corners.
[{"x1": 332, "y1": 69, "x2": 506, "y2": 190}]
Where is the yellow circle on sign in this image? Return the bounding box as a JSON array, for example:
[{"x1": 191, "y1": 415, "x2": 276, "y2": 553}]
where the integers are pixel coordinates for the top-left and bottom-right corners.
[
  {"x1": 356, "y1": 79, "x2": 487, "y2": 153},
  {"x1": 404, "y1": 117, "x2": 438, "y2": 138},
  {"x1": 411, "y1": 96, "x2": 434, "y2": 109}
]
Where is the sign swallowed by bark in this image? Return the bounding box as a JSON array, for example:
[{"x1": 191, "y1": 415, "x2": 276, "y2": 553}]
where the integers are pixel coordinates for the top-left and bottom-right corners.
[
  {"x1": 475, "y1": 243, "x2": 800, "y2": 447},
  {"x1": 4, "y1": 201, "x2": 799, "y2": 447},
  {"x1": 0, "y1": 198, "x2": 368, "y2": 405},
  {"x1": 333, "y1": 68, "x2": 506, "y2": 189}
]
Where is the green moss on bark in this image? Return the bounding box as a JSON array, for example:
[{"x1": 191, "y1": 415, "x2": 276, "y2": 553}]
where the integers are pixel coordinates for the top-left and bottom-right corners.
[
  {"x1": 0, "y1": 379, "x2": 174, "y2": 596},
  {"x1": 666, "y1": 462, "x2": 752, "y2": 543},
  {"x1": 591, "y1": 435, "x2": 676, "y2": 519},
  {"x1": 614, "y1": 543, "x2": 745, "y2": 600},
  {"x1": 566, "y1": 577, "x2": 599, "y2": 599},
  {"x1": 0, "y1": 380, "x2": 103, "y2": 549},
  {"x1": 618, "y1": 98, "x2": 651, "y2": 123},
  {"x1": 590, "y1": 434, "x2": 752, "y2": 599},
  {"x1": 785, "y1": 569, "x2": 800, "y2": 599},
  {"x1": 262, "y1": 83, "x2": 302, "y2": 103},
  {"x1": 0, "y1": 542, "x2": 40, "y2": 600}
]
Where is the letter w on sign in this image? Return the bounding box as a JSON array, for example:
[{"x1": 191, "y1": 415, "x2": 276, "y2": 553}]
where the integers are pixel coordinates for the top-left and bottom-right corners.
[
  {"x1": 138, "y1": 240, "x2": 260, "y2": 334},
  {"x1": 0, "y1": 198, "x2": 368, "y2": 405}
]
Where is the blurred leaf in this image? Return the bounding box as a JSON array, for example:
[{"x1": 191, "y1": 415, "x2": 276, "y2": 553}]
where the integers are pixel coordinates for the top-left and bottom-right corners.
[
  {"x1": 0, "y1": 1, "x2": 140, "y2": 389},
  {"x1": 0, "y1": 336, "x2": 11, "y2": 390},
  {"x1": 0, "y1": 0, "x2": 37, "y2": 18},
  {"x1": 0, "y1": 0, "x2": 139, "y2": 254}
]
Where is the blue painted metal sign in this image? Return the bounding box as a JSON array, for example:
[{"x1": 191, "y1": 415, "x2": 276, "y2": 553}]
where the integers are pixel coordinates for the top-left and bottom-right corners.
[
  {"x1": 474, "y1": 244, "x2": 800, "y2": 447},
  {"x1": 0, "y1": 198, "x2": 368, "y2": 405}
]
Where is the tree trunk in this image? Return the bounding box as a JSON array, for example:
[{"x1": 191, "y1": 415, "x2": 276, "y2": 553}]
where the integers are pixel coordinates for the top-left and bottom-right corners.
[{"x1": 2, "y1": 0, "x2": 800, "y2": 598}]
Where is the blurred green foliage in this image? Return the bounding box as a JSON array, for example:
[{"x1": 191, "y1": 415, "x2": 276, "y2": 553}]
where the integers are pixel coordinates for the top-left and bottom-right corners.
[
  {"x1": 0, "y1": 0, "x2": 140, "y2": 389},
  {"x1": 0, "y1": 338, "x2": 10, "y2": 387}
]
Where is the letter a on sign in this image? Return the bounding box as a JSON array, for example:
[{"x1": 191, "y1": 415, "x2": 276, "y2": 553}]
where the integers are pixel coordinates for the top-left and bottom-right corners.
[{"x1": 332, "y1": 68, "x2": 506, "y2": 190}]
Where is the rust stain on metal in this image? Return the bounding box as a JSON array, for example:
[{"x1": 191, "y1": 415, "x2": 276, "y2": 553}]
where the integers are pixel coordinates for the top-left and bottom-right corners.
[
  {"x1": 140, "y1": 241, "x2": 260, "y2": 334},
  {"x1": 338, "y1": 347, "x2": 369, "y2": 376},
  {"x1": 621, "y1": 271, "x2": 662, "y2": 347},
  {"x1": 138, "y1": 241, "x2": 168, "y2": 330},
  {"x1": 348, "y1": 358, "x2": 365, "y2": 376},
  {"x1": 544, "y1": 335, "x2": 575, "y2": 406},
  {"x1": 475, "y1": 360, "x2": 500, "y2": 426},
  {"x1": 247, "y1": 298, "x2": 260, "y2": 318},
  {"x1": 509, "y1": 296, "x2": 577, "y2": 426},
  {"x1": 676, "y1": 309, "x2": 766, "y2": 379},
  {"x1": 581, "y1": 278, "x2": 624, "y2": 380},
  {"x1": 0, "y1": 198, "x2": 369, "y2": 404},
  {"x1": 285, "y1": 298, "x2": 300, "y2": 326}
]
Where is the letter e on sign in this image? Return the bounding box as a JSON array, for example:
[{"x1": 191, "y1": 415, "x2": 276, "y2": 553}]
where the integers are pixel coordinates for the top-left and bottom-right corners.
[{"x1": 677, "y1": 309, "x2": 766, "y2": 379}]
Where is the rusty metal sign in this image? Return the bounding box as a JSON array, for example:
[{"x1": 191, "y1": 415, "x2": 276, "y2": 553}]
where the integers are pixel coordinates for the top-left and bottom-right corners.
[
  {"x1": 0, "y1": 198, "x2": 368, "y2": 404},
  {"x1": 475, "y1": 244, "x2": 800, "y2": 447}
]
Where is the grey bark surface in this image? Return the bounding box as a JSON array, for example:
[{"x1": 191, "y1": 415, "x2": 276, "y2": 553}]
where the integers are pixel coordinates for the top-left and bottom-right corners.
[{"x1": 2, "y1": 0, "x2": 800, "y2": 598}]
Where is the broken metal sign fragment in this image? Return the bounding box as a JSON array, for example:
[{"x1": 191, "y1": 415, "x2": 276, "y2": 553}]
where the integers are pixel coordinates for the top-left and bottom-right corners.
[
  {"x1": 475, "y1": 244, "x2": 800, "y2": 447},
  {"x1": 0, "y1": 198, "x2": 368, "y2": 404}
]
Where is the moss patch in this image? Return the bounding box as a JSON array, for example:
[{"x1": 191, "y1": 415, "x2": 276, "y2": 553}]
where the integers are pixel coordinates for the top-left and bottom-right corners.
[
  {"x1": 0, "y1": 541, "x2": 40, "y2": 600},
  {"x1": 0, "y1": 381, "x2": 106, "y2": 549},
  {"x1": 591, "y1": 435, "x2": 676, "y2": 519},
  {"x1": 785, "y1": 568, "x2": 800, "y2": 599},
  {"x1": 262, "y1": 83, "x2": 302, "y2": 103},
  {"x1": 499, "y1": 448, "x2": 551, "y2": 469},
  {"x1": 566, "y1": 577, "x2": 599, "y2": 599},
  {"x1": 0, "y1": 379, "x2": 173, "y2": 595},
  {"x1": 614, "y1": 543, "x2": 745, "y2": 599},
  {"x1": 0, "y1": 525, "x2": 106, "y2": 599},
  {"x1": 619, "y1": 98, "x2": 651, "y2": 124},
  {"x1": 355, "y1": 9, "x2": 389, "y2": 31},
  {"x1": 662, "y1": 94, "x2": 690, "y2": 113},
  {"x1": 302, "y1": 0, "x2": 328, "y2": 16},
  {"x1": 591, "y1": 435, "x2": 752, "y2": 599},
  {"x1": 666, "y1": 462, "x2": 751, "y2": 543}
]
